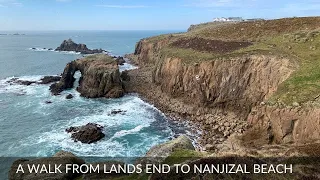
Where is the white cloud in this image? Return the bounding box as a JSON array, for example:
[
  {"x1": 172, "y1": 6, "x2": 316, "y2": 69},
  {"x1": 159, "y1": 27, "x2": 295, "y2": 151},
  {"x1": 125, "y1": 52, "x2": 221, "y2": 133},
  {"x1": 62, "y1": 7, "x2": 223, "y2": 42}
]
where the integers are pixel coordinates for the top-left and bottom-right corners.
[{"x1": 96, "y1": 4, "x2": 150, "y2": 8}]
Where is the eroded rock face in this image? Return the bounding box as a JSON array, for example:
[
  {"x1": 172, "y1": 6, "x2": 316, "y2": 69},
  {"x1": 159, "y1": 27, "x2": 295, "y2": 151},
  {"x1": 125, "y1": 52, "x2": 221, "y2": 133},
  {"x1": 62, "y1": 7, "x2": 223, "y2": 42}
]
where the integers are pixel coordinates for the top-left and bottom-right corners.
[
  {"x1": 55, "y1": 39, "x2": 104, "y2": 54},
  {"x1": 153, "y1": 55, "x2": 294, "y2": 109},
  {"x1": 50, "y1": 54, "x2": 125, "y2": 98},
  {"x1": 246, "y1": 105, "x2": 320, "y2": 144},
  {"x1": 66, "y1": 123, "x2": 105, "y2": 144},
  {"x1": 50, "y1": 61, "x2": 77, "y2": 95}
]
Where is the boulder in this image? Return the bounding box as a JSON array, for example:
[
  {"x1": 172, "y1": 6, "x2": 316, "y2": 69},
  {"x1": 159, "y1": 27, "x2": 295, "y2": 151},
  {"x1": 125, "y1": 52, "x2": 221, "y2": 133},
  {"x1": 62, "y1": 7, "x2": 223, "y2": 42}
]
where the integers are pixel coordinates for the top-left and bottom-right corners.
[
  {"x1": 9, "y1": 151, "x2": 85, "y2": 180},
  {"x1": 66, "y1": 123, "x2": 105, "y2": 144},
  {"x1": 66, "y1": 94, "x2": 74, "y2": 99},
  {"x1": 55, "y1": 39, "x2": 104, "y2": 54}
]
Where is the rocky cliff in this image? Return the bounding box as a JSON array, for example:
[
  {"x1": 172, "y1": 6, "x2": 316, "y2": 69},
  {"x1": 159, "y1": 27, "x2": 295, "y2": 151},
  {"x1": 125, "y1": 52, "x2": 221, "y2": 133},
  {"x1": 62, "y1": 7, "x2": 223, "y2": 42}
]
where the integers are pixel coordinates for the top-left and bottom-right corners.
[
  {"x1": 55, "y1": 39, "x2": 104, "y2": 54},
  {"x1": 127, "y1": 17, "x2": 320, "y2": 150},
  {"x1": 50, "y1": 54, "x2": 124, "y2": 98}
]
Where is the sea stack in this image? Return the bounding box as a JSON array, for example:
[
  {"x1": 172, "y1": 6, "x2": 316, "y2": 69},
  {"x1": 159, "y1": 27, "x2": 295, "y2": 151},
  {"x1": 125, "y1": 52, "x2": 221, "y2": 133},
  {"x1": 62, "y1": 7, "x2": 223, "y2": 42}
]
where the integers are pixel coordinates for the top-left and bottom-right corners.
[
  {"x1": 50, "y1": 54, "x2": 125, "y2": 98},
  {"x1": 55, "y1": 38, "x2": 104, "y2": 54}
]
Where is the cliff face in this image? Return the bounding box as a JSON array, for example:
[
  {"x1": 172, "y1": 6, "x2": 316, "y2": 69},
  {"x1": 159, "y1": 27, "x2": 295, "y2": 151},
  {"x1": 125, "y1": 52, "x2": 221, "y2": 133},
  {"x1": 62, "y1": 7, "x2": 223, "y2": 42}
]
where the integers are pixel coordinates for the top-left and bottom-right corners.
[
  {"x1": 133, "y1": 38, "x2": 171, "y2": 65},
  {"x1": 50, "y1": 54, "x2": 124, "y2": 98},
  {"x1": 247, "y1": 106, "x2": 320, "y2": 144},
  {"x1": 153, "y1": 55, "x2": 294, "y2": 109},
  {"x1": 127, "y1": 17, "x2": 320, "y2": 148},
  {"x1": 129, "y1": 36, "x2": 320, "y2": 146}
]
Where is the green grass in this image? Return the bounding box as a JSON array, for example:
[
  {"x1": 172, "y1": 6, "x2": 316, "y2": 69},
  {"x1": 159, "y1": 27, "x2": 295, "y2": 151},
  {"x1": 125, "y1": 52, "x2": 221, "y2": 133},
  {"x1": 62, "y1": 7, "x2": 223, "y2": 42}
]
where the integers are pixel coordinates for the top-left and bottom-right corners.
[
  {"x1": 232, "y1": 30, "x2": 320, "y2": 105},
  {"x1": 158, "y1": 29, "x2": 320, "y2": 105},
  {"x1": 141, "y1": 17, "x2": 320, "y2": 105},
  {"x1": 82, "y1": 54, "x2": 115, "y2": 63},
  {"x1": 162, "y1": 149, "x2": 206, "y2": 165}
]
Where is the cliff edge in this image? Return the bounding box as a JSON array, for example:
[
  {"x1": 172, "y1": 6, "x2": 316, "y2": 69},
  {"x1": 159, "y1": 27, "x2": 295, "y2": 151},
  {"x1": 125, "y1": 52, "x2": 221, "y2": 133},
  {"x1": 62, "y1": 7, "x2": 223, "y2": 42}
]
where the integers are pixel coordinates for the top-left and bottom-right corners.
[{"x1": 125, "y1": 17, "x2": 320, "y2": 153}]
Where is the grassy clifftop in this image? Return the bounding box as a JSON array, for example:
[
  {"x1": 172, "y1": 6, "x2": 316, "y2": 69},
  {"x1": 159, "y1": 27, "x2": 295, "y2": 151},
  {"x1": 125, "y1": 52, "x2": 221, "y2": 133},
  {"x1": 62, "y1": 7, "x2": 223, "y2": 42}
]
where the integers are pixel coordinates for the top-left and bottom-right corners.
[{"x1": 141, "y1": 17, "x2": 320, "y2": 105}]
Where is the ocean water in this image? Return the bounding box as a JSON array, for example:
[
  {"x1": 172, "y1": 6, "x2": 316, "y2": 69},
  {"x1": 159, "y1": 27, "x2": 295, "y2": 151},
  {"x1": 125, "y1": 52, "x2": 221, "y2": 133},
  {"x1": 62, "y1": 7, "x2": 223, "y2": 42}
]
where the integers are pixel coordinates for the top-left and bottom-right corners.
[{"x1": 0, "y1": 30, "x2": 192, "y2": 159}]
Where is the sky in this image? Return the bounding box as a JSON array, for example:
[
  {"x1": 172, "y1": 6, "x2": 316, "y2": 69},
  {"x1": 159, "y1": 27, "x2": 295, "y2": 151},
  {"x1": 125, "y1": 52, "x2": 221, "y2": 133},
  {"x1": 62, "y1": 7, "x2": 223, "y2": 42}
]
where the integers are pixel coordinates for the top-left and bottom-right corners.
[{"x1": 0, "y1": 0, "x2": 319, "y2": 31}]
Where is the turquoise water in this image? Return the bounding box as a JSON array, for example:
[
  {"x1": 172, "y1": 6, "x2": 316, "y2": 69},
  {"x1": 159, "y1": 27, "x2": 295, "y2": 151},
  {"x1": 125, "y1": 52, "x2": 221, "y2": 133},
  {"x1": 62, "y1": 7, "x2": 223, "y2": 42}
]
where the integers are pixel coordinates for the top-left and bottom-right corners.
[{"x1": 0, "y1": 31, "x2": 191, "y2": 158}]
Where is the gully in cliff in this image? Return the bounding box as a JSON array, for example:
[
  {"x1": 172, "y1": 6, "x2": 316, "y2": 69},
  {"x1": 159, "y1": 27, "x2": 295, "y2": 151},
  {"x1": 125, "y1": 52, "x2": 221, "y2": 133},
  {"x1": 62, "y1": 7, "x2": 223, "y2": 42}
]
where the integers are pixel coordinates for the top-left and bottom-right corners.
[{"x1": 50, "y1": 54, "x2": 125, "y2": 98}]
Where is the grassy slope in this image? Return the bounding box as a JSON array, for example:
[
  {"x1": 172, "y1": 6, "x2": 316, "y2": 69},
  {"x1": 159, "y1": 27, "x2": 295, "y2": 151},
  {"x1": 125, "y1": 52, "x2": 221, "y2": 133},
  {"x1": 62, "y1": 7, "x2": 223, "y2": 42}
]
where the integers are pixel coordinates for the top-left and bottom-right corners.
[{"x1": 146, "y1": 17, "x2": 320, "y2": 105}]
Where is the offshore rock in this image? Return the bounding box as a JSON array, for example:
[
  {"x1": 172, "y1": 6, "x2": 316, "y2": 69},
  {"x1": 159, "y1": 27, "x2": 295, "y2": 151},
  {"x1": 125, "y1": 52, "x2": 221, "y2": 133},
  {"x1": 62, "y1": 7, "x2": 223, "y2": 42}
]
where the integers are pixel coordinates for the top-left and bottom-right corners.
[
  {"x1": 66, "y1": 94, "x2": 74, "y2": 99},
  {"x1": 55, "y1": 38, "x2": 104, "y2": 54},
  {"x1": 66, "y1": 123, "x2": 105, "y2": 144},
  {"x1": 50, "y1": 54, "x2": 125, "y2": 98}
]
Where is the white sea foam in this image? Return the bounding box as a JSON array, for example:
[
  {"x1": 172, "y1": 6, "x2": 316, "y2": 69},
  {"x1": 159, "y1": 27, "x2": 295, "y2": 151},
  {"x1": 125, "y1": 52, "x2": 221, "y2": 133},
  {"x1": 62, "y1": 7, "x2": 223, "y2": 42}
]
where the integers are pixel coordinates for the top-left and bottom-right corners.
[
  {"x1": 1, "y1": 73, "x2": 193, "y2": 157},
  {"x1": 28, "y1": 47, "x2": 55, "y2": 52},
  {"x1": 28, "y1": 47, "x2": 81, "y2": 55},
  {"x1": 112, "y1": 124, "x2": 149, "y2": 139}
]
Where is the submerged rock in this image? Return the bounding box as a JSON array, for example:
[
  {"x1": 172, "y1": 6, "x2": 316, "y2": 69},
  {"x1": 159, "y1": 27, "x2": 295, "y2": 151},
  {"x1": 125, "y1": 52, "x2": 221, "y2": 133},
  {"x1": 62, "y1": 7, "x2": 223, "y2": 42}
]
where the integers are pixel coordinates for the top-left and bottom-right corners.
[
  {"x1": 66, "y1": 123, "x2": 105, "y2": 144},
  {"x1": 39, "y1": 76, "x2": 61, "y2": 84},
  {"x1": 66, "y1": 94, "x2": 74, "y2": 99},
  {"x1": 111, "y1": 109, "x2": 127, "y2": 115},
  {"x1": 15, "y1": 80, "x2": 36, "y2": 86},
  {"x1": 55, "y1": 38, "x2": 104, "y2": 54},
  {"x1": 6, "y1": 76, "x2": 61, "y2": 86},
  {"x1": 45, "y1": 101, "x2": 52, "y2": 104}
]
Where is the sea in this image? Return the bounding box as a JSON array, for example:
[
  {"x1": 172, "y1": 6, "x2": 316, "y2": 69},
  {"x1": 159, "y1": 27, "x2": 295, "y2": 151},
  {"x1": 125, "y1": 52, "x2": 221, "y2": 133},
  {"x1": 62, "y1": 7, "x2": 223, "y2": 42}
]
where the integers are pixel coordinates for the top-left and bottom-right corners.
[{"x1": 0, "y1": 30, "x2": 194, "y2": 178}]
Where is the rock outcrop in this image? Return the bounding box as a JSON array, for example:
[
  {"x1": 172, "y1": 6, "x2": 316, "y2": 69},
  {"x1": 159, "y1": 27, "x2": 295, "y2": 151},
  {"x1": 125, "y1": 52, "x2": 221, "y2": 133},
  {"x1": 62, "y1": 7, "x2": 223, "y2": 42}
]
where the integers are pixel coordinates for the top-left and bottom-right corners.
[
  {"x1": 38, "y1": 76, "x2": 61, "y2": 84},
  {"x1": 66, "y1": 123, "x2": 105, "y2": 144},
  {"x1": 9, "y1": 151, "x2": 85, "y2": 180},
  {"x1": 55, "y1": 39, "x2": 104, "y2": 54},
  {"x1": 246, "y1": 105, "x2": 320, "y2": 145},
  {"x1": 146, "y1": 135, "x2": 194, "y2": 158},
  {"x1": 115, "y1": 56, "x2": 126, "y2": 65},
  {"x1": 7, "y1": 76, "x2": 61, "y2": 86},
  {"x1": 50, "y1": 54, "x2": 125, "y2": 98},
  {"x1": 125, "y1": 21, "x2": 320, "y2": 151}
]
